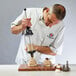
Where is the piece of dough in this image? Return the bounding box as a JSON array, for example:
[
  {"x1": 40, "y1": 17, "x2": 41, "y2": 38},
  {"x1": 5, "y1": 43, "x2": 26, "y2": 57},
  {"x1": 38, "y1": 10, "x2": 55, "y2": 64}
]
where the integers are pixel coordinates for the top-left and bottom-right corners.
[
  {"x1": 26, "y1": 44, "x2": 35, "y2": 52},
  {"x1": 28, "y1": 57, "x2": 37, "y2": 66},
  {"x1": 43, "y1": 58, "x2": 52, "y2": 67}
]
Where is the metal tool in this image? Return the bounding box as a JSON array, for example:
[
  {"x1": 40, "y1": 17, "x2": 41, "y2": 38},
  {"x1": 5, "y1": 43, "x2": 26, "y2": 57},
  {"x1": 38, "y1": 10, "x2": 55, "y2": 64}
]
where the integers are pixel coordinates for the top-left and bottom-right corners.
[
  {"x1": 24, "y1": 8, "x2": 36, "y2": 57},
  {"x1": 25, "y1": 27, "x2": 36, "y2": 57}
]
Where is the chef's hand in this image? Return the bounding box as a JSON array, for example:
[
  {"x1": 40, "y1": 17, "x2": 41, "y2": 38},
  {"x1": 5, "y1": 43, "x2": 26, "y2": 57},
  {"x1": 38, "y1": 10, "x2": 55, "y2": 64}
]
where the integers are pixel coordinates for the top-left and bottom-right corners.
[
  {"x1": 21, "y1": 18, "x2": 32, "y2": 30},
  {"x1": 26, "y1": 44, "x2": 37, "y2": 52}
]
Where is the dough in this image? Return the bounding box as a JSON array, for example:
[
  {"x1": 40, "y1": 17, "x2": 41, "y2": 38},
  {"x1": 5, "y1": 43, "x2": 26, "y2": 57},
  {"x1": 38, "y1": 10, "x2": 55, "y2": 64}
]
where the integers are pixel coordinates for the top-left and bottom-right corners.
[
  {"x1": 28, "y1": 57, "x2": 37, "y2": 66},
  {"x1": 43, "y1": 58, "x2": 52, "y2": 67},
  {"x1": 26, "y1": 44, "x2": 35, "y2": 52}
]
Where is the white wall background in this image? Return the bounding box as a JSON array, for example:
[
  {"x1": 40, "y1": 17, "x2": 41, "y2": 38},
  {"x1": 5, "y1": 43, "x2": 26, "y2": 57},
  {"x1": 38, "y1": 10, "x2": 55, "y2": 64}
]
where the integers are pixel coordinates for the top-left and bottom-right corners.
[{"x1": 0, "y1": 0, "x2": 76, "y2": 64}]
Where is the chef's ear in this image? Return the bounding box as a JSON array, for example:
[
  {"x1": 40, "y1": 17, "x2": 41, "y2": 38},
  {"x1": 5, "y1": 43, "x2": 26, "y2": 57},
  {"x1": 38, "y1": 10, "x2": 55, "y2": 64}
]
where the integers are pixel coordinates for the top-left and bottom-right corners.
[{"x1": 46, "y1": 8, "x2": 50, "y2": 12}]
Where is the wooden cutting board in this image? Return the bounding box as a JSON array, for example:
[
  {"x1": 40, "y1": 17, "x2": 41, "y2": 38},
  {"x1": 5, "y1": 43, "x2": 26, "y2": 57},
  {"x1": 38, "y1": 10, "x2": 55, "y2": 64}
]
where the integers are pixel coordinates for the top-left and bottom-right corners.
[{"x1": 18, "y1": 64, "x2": 55, "y2": 71}]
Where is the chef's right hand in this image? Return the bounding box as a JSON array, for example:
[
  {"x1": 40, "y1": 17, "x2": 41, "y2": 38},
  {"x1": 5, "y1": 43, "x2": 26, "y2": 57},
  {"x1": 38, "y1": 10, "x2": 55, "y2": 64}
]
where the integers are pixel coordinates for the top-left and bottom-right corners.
[{"x1": 21, "y1": 18, "x2": 32, "y2": 30}]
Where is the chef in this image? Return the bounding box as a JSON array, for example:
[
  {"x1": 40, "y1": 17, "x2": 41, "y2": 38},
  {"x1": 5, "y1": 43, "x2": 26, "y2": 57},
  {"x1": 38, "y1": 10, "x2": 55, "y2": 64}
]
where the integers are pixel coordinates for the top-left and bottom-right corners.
[{"x1": 11, "y1": 4, "x2": 66, "y2": 64}]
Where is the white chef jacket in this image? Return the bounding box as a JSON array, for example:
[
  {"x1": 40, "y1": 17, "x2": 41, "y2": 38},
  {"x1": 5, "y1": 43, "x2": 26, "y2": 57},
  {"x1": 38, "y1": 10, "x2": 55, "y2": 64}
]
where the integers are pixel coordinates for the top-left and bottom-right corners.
[{"x1": 11, "y1": 8, "x2": 64, "y2": 64}]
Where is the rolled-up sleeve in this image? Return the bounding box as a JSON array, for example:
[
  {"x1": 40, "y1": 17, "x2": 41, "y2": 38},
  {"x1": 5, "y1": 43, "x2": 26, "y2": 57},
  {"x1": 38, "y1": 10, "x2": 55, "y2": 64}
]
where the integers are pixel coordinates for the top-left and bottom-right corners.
[
  {"x1": 11, "y1": 10, "x2": 26, "y2": 28},
  {"x1": 49, "y1": 27, "x2": 65, "y2": 55}
]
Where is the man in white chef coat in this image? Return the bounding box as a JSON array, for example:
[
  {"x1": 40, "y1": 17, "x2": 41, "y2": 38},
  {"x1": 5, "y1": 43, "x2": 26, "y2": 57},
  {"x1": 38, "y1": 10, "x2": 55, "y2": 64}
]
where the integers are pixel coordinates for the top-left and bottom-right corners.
[{"x1": 11, "y1": 4, "x2": 66, "y2": 64}]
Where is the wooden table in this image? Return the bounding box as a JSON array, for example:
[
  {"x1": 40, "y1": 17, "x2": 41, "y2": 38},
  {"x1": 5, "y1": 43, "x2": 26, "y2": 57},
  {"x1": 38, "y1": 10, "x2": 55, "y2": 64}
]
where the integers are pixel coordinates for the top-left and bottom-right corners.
[{"x1": 18, "y1": 64, "x2": 55, "y2": 71}]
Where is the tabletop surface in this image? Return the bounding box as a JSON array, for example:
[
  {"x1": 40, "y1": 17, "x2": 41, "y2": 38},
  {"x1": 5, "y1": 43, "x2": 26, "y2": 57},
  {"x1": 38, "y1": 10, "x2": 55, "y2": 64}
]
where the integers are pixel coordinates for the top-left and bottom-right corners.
[{"x1": 0, "y1": 65, "x2": 76, "y2": 76}]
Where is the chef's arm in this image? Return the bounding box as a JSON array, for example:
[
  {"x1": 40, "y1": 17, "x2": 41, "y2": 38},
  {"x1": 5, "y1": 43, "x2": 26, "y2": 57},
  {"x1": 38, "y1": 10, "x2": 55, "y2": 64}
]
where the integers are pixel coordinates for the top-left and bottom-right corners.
[
  {"x1": 11, "y1": 18, "x2": 31, "y2": 34},
  {"x1": 11, "y1": 24, "x2": 25, "y2": 34},
  {"x1": 36, "y1": 26, "x2": 64, "y2": 55},
  {"x1": 36, "y1": 27, "x2": 64, "y2": 56},
  {"x1": 36, "y1": 45, "x2": 56, "y2": 56}
]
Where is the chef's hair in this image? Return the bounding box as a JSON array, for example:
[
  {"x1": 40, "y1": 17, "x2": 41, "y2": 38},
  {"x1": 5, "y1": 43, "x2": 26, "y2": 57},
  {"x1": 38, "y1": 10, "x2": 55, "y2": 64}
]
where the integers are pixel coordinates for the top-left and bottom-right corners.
[
  {"x1": 43, "y1": 4, "x2": 66, "y2": 20},
  {"x1": 52, "y1": 4, "x2": 66, "y2": 20}
]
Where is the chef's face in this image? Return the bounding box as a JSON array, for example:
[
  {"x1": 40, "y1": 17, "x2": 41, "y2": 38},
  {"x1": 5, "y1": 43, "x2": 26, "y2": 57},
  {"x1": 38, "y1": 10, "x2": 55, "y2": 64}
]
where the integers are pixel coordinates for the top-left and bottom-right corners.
[{"x1": 43, "y1": 8, "x2": 60, "y2": 27}]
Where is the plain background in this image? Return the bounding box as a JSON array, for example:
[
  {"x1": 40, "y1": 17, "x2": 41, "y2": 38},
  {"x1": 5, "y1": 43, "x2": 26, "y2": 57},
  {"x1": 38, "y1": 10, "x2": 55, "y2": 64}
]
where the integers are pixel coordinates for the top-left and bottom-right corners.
[{"x1": 0, "y1": 0, "x2": 76, "y2": 64}]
